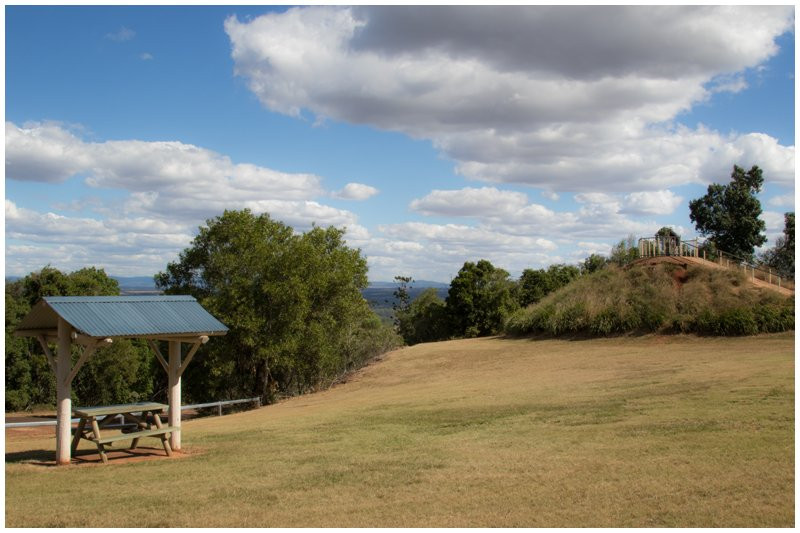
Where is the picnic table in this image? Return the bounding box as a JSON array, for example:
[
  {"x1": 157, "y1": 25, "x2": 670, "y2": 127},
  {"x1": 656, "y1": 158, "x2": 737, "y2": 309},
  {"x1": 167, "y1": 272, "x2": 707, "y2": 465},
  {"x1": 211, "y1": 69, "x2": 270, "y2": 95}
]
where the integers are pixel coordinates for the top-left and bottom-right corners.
[{"x1": 71, "y1": 402, "x2": 175, "y2": 464}]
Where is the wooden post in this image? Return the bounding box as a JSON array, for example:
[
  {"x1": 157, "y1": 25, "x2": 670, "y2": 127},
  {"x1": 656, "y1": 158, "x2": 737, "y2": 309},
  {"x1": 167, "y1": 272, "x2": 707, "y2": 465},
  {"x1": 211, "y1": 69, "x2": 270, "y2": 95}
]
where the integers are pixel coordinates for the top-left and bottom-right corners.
[
  {"x1": 56, "y1": 317, "x2": 72, "y2": 465},
  {"x1": 168, "y1": 340, "x2": 181, "y2": 451}
]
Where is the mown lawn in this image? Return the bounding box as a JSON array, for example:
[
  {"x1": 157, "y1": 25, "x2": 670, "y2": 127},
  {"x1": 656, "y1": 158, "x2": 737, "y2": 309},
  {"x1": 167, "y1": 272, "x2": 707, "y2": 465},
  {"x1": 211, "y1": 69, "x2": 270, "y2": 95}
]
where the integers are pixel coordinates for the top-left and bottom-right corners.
[{"x1": 5, "y1": 333, "x2": 794, "y2": 527}]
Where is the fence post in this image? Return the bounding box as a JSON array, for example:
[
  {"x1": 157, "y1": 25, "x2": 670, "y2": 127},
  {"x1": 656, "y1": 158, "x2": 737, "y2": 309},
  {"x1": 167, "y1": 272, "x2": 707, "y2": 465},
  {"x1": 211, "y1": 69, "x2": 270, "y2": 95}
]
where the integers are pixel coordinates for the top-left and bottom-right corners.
[{"x1": 218, "y1": 402, "x2": 223, "y2": 417}]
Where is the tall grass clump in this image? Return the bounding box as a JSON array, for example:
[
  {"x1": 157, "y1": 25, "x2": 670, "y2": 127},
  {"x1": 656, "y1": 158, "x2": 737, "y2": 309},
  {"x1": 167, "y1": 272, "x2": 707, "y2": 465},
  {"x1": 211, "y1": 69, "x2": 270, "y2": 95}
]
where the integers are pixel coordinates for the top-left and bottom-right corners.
[{"x1": 505, "y1": 264, "x2": 794, "y2": 337}]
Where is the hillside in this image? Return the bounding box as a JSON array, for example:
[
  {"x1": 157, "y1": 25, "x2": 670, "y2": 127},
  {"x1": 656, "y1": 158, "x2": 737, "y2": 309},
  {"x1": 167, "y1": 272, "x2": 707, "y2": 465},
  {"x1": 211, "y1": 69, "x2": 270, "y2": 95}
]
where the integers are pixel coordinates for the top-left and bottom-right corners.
[
  {"x1": 5, "y1": 334, "x2": 794, "y2": 527},
  {"x1": 507, "y1": 263, "x2": 794, "y2": 337}
]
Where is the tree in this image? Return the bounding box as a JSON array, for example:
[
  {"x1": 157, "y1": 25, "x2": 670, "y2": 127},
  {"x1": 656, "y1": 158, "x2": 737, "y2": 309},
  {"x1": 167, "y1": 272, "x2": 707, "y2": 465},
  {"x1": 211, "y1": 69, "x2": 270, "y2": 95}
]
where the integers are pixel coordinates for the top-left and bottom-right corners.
[
  {"x1": 581, "y1": 254, "x2": 607, "y2": 274},
  {"x1": 518, "y1": 264, "x2": 580, "y2": 307},
  {"x1": 761, "y1": 212, "x2": 795, "y2": 279},
  {"x1": 392, "y1": 276, "x2": 413, "y2": 333},
  {"x1": 446, "y1": 259, "x2": 519, "y2": 337},
  {"x1": 395, "y1": 288, "x2": 449, "y2": 345},
  {"x1": 155, "y1": 209, "x2": 397, "y2": 403},
  {"x1": 689, "y1": 165, "x2": 767, "y2": 261},
  {"x1": 6, "y1": 266, "x2": 154, "y2": 411},
  {"x1": 609, "y1": 234, "x2": 640, "y2": 265}
]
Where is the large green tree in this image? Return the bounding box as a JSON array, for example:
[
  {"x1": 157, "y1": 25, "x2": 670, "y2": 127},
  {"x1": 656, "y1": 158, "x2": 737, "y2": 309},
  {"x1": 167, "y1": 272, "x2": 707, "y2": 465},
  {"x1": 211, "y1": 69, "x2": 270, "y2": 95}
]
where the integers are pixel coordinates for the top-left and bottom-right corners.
[
  {"x1": 688, "y1": 165, "x2": 767, "y2": 261},
  {"x1": 155, "y1": 209, "x2": 398, "y2": 403},
  {"x1": 446, "y1": 259, "x2": 518, "y2": 337}
]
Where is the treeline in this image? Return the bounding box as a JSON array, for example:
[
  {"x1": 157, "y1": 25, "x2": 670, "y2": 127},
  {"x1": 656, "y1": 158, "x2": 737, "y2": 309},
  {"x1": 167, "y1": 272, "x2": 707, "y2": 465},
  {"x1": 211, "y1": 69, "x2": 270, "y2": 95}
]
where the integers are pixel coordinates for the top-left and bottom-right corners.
[
  {"x1": 6, "y1": 210, "x2": 401, "y2": 412},
  {"x1": 6, "y1": 267, "x2": 160, "y2": 411},
  {"x1": 393, "y1": 259, "x2": 591, "y2": 345}
]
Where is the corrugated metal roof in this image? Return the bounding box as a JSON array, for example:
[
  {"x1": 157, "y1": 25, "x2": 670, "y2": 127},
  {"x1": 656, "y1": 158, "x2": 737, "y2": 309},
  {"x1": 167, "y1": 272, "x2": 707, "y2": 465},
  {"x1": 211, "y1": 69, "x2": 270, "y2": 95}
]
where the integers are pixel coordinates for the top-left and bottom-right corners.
[{"x1": 16, "y1": 295, "x2": 228, "y2": 338}]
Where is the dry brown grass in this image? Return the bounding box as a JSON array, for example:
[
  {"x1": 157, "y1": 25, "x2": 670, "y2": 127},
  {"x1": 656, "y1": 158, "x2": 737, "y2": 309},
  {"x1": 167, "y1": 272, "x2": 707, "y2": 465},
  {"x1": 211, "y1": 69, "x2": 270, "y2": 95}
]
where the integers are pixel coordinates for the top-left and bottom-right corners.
[{"x1": 5, "y1": 333, "x2": 794, "y2": 527}]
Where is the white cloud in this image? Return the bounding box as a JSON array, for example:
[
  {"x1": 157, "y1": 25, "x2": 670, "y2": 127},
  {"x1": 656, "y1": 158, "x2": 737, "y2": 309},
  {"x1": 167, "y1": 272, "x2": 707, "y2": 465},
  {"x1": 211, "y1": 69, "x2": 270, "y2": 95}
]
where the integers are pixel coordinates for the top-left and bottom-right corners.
[
  {"x1": 410, "y1": 187, "x2": 529, "y2": 217},
  {"x1": 5, "y1": 122, "x2": 93, "y2": 183},
  {"x1": 762, "y1": 210, "x2": 787, "y2": 231},
  {"x1": 622, "y1": 190, "x2": 684, "y2": 215},
  {"x1": 4, "y1": 122, "x2": 369, "y2": 276},
  {"x1": 140, "y1": 52, "x2": 154, "y2": 61},
  {"x1": 541, "y1": 190, "x2": 559, "y2": 201},
  {"x1": 768, "y1": 193, "x2": 795, "y2": 208},
  {"x1": 332, "y1": 182, "x2": 379, "y2": 200},
  {"x1": 5, "y1": 121, "x2": 342, "y2": 227},
  {"x1": 106, "y1": 27, "x2": 135, "y2": 42},
  {"x1": 225, "y1": 6, "x2": 794, "y2": 193}
]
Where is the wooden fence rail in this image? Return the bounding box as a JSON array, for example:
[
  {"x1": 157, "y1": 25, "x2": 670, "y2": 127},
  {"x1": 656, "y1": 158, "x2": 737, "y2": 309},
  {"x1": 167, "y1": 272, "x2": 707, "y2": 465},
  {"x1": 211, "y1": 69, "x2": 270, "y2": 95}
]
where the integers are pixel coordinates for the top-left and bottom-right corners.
[
  {"x1": 637, "y1": 236, "x2": 789, "y2": 291},
  {"x1": 5, "y1": 397, "x2": 261, "y2": 428}
]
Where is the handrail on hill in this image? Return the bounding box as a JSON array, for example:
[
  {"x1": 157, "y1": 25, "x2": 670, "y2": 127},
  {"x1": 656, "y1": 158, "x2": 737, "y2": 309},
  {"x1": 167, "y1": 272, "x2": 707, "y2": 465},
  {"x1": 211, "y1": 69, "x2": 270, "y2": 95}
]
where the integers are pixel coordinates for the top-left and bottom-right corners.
[{"x1": 637, "y1": 236, "x2": 791, "y2": 291}]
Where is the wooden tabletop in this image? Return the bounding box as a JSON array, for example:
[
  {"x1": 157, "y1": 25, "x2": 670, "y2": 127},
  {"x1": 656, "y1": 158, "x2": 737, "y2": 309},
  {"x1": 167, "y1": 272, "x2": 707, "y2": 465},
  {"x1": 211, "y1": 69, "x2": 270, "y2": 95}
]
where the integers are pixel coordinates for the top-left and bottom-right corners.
[{"x1": 72, "y1": 402, "x2": 168, "y2": 418}]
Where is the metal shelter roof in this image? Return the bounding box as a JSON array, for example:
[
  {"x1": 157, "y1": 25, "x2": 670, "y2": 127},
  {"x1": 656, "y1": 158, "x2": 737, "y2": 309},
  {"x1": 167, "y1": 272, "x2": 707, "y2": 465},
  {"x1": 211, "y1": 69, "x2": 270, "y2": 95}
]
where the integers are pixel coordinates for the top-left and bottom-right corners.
[{"x1": 16, "y1": 295, "x2": 228, "y2": 338}]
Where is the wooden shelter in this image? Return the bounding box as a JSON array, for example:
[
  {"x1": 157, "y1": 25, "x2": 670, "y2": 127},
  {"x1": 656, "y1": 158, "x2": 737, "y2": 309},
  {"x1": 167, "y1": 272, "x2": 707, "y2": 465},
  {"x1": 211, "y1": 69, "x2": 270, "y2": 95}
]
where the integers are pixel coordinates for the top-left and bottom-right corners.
[{"x1": 14, "y1": 295, "x2": 228, "y2": 465}]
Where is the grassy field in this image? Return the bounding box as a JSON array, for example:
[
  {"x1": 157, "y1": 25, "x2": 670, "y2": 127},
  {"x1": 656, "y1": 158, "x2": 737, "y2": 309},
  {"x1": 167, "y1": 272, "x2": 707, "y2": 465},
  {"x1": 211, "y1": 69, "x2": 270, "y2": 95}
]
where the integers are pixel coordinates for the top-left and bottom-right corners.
[{"x1": 5, "y1": 333, "x2": 794, "y2": 527}]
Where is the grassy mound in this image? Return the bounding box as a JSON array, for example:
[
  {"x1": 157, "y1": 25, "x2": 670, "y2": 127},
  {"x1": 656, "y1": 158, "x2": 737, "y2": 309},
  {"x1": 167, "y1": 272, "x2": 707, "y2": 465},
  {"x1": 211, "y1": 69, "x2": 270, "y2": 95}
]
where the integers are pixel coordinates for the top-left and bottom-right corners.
[{"x1": 505, "y1": 263, "x2": 794, "y2": 337}]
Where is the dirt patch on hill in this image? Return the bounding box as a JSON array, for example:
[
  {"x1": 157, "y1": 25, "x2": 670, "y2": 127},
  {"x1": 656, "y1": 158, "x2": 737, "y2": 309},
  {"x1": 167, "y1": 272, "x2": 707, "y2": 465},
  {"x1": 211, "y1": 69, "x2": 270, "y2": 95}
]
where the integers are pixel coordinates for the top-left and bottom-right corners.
[{"x1": 670, "y1": 267, "x2": 689, "y2": 289}]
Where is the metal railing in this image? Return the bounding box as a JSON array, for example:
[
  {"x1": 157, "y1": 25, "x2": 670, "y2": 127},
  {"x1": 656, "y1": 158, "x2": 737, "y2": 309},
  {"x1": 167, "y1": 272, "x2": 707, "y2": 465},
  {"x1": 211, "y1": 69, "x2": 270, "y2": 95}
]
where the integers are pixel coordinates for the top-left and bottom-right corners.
[
  {"x1": 5, "y1": 396, "x2": 261, "y2": 429},
  {"x1": 638, "y1": 236, "x2": 792, "y2": 291}
]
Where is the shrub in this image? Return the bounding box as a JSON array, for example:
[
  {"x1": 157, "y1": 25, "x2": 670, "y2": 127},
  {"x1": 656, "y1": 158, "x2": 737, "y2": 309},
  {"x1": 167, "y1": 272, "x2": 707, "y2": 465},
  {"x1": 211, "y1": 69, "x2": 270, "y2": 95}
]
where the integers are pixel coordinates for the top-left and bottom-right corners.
[{"x1": 504, "y1": 263, "x2": 794, "y2": 338}]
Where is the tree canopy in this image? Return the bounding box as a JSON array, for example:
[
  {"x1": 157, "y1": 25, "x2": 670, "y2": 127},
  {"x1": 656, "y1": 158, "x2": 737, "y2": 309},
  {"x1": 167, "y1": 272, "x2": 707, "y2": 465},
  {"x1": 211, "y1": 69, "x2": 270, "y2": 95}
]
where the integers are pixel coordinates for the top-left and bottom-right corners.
[
  {"x1": 688, "y1": 165, "x2": 767, "y2": 261},
  {"x1": 5, "y1": 266, "x2": 156, "y2": 411},
  {"x1": 446, "y1": 259, "x2": 518, "y2": 338},
  {"x1": 155, "y1": 209, "x2": 399, "y2": 403},
  {"x1": 518, "y1": 264, "x2": 580, "y2": 307}
]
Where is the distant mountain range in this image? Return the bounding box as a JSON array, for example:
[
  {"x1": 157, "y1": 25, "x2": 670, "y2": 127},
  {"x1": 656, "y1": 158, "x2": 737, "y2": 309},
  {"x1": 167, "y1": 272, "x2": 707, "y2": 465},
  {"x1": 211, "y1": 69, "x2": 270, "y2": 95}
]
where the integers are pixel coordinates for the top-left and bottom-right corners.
[
  {"x1": 5, "y1": 275, "x2": 449, "y2": 293},
  {"x1": 366, "y1": 280, "x2": 449, "y2": 289}
]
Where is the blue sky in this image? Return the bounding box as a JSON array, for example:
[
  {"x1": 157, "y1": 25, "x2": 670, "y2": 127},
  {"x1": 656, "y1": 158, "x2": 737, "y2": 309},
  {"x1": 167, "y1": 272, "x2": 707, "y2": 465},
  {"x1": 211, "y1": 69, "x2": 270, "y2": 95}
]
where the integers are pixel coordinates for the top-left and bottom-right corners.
[{"x1": 5, "y1": 5, "x2": 795, "y2": 282}]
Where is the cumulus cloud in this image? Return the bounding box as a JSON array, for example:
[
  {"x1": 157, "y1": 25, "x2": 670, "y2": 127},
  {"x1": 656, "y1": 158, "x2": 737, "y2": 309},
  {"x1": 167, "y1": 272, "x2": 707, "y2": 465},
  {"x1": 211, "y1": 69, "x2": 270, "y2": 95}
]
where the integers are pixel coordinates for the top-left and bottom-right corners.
[
  {"x1": 410, "y1": 187, "x2": 528, "y2": 217},
  {"x1": 332, "y1": 182, "x2": 379, "y2": 200},
  {"x1": 4, "y1": 122, "x2": 368, "y2": 275},
  {"x1": 364, "y1": 221, "x2": 561, "y2": 280},
  {"x1": 622, "y1": 190, "x2": 683, "y2": 215},
  {"x1": 768, "y1": 193, "x2": 795, "y2": 208},
  {"x1": 5, "y1": 121, "x2": 342, "y2": 226},
  {"x1": 354, "y1": 185, "x2": 681, "y2": 279},
  {"x1": 225, "y1": 6, "x2": 794, "y2": 193},
  {"x1": 106, "y1": 26, "x2": 135, "y2": 42}
]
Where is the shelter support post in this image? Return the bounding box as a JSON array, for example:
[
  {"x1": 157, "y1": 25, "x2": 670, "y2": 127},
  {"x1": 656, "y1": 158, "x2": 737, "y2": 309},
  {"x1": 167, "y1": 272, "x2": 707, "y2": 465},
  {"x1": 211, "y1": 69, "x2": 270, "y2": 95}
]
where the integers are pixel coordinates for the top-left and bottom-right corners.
[
  {"x1": 56, "y1": 318, "x2": 72, "y2": 465},
  {"x1": 168, "y1": 340, "x2": 182, "y2": 451}
]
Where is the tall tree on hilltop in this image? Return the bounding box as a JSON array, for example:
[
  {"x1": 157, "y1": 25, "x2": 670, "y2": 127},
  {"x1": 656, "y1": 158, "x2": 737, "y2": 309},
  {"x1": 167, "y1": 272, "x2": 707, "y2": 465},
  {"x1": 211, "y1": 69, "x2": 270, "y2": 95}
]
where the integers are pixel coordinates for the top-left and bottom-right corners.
[{"x1": 688, "y1": 165, "x2": 767, "y2": 262}]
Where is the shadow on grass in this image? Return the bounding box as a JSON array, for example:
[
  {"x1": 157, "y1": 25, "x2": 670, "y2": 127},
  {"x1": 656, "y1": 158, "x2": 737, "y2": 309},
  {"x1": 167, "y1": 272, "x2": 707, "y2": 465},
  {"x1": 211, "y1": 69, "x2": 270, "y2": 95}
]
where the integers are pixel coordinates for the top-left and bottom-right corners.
[
  {"x1": 6, "y1": 446, "x2": 172, "y2": 467},
  {"x1": 5, "y1": 449, "x2": 55, "y2": 466}
]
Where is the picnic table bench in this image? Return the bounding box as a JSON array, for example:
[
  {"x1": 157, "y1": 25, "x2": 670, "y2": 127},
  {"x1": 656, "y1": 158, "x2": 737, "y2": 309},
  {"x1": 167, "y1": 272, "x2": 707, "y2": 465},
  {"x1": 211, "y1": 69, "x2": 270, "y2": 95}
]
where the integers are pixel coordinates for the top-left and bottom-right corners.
[{"x1": 71, "y1": 402, "x2": 175, "y2": 464}]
